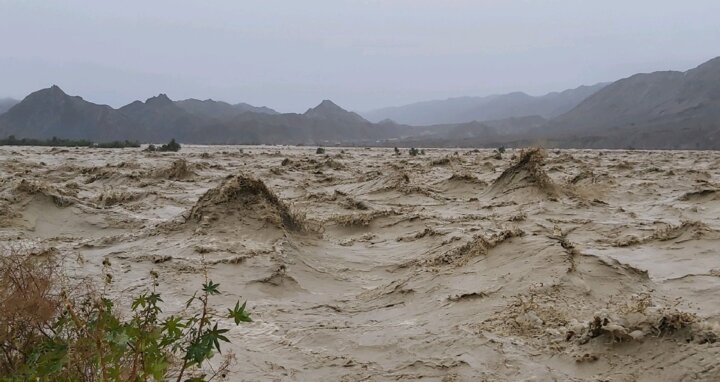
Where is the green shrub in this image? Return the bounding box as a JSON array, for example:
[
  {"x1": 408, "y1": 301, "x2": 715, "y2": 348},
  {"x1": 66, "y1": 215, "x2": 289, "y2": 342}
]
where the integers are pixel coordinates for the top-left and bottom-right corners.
[
  {"x1": 0, "y1": 250, "x2": 250, "y2": 382},
  {"x1": 145, "y1": 139, "x2": 182, "y2": 153},
  {"x1": 408, "y1": 147, "x2": 419, "y2": 156},
  {"x1": 160, "y1": 139, "x2": 182, "y2": 152},
  {"x1": 0, "y1": 136, "x2": 139, "y2": 148},
  {"x1": 95, "y1": 140, "x2": 141, "y2": 148},
  {"x1": 316, "y1": 147, "x2": 325, "y2": 154}
]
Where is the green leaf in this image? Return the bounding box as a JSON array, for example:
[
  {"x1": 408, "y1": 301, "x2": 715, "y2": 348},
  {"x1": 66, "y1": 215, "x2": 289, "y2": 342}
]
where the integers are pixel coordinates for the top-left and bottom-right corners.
[
  {"x1": 161, "y1": 315, "x2": 185, "y2": 337},
  {"x1": 228, "y1": 301, "x2": 252, "y2": 324},
  {"x1": 132, "y1": 293, "x2": 147, "y2": 310},
  {"x1": 147, "y1": 291, "x2": 163, "y2": 305},
  {"x1": 185, "y1": 340, "x2": 211, "y2": 366},
  {"x1": 148, "y1": 358, "x2": 168, "y2": 381},
  {"x1": 205, "y1": 323, "x2": 231, "y2": 353},
  {"x1": 202, "y1": 280, "x2": 221, "y2": 295},
  {"x1": 185, "y1": 292, "x2": 198, "y2": 308}
]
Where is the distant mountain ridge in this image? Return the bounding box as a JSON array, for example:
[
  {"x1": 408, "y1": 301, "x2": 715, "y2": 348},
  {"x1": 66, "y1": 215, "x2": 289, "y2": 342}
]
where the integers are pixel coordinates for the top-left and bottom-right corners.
[
  {"x1": 2, "y1": 56, "x2": 720, "y2": 148},
  {"x1": 362, "y1": 83, "x2": 607, "y2": 125},
  {"x1": 0, "y1": 86, "x2": 134, "y2": 141},
  {"x1": 0, "y1": 86, "x2": 404, "y2": 144},
  {"x1": 175, "y1": 98, "x2": 277, "y2": 121},
  {"x1": 544, "y1": 56, "x2": 720, "y2": 149}
]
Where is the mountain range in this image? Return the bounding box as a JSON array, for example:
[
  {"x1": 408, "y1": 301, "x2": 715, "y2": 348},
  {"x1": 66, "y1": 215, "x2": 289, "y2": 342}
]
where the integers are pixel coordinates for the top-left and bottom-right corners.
[
  {"x1": 541, "y1": 57, "x2": 720, "y2": 149},
  {"x1": 361, "y1": 83, "x2": 608, "y2": 125},
  {"x1": 0, "y1": 86, "x2": 404, "y2": 144},
  {"x1": 1, "y1": 56, "x2": 719, "y2": 149},
  {"x1": 175, "y1": 98, "x2": 278, "y2": 120}
]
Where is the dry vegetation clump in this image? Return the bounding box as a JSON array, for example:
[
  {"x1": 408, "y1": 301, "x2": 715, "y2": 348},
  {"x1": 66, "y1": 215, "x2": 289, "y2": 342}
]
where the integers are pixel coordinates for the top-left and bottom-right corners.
[
  {"x1": 0, "y1": 248, "x2": 64, "y2": 375},
  {"x1": 419, "y1": 227, "x2": 524, "y2": 268},
  {"x1": 488, "y1": 147, "x2": 558, "y2": 197},
  {"x1": 189, "y1": 174, "x2": 306, "y2": 231}
]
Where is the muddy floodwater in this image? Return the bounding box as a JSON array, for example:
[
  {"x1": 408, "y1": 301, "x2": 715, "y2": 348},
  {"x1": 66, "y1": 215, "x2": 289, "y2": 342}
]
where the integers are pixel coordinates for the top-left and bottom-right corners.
[{"x1": 1, "y1": 146, "x2": 719, "y2": 381}]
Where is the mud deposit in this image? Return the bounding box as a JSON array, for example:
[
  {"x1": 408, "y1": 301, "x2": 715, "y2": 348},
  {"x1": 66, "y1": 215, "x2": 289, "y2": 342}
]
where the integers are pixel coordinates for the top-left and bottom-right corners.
[{"x1": 2, "y1": 146, "x2": 720, "y2": 381}]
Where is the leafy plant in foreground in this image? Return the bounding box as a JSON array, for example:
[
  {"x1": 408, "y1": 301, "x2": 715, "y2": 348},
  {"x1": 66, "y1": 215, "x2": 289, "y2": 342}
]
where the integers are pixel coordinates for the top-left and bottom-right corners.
[{"x1": 0, "y1": 251, "x2": 251, "y2": 382}]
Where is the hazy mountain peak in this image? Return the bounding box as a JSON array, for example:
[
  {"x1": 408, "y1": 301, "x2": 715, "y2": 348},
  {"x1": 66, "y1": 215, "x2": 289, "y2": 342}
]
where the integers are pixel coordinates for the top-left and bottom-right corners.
[
  {"x1": 0, "y1": 85, "x2": 129, "y2": 141},
  {"x1": 304, "y1": 100, "x2": 369, "y2": 124},
  {"x1": 30, "y1": 85, "x2": 70, "y2": 100},
  {"x1": 306, "y1": 99, "x2": 344, "y2": 114},
  {"x1": 145, "y1": 93, "x2": 173, "y2": 105}
]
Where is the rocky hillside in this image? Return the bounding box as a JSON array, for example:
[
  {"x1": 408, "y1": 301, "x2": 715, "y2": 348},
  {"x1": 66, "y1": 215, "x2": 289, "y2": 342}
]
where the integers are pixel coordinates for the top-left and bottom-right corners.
[{"x1": 546, "y1": 57, "x2": 720, "y2": 149}]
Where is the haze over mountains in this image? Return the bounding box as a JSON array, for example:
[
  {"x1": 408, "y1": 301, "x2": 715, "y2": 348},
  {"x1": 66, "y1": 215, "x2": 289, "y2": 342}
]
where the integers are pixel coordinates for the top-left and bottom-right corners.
[
  {"x1": 0, "y1": 98, "x2": 18, "y2": 115},
  {"x1": 362, "y1": 83, "x2": 608, "y2": 125},
  {"x1": 1, "y1": 56, "x2": 719, "y2": 149}
]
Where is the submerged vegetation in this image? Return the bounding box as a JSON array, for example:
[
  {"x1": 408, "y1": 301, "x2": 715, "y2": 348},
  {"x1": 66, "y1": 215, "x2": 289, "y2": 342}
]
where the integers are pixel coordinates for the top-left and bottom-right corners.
[
  {"x1": 0, "y1": 249, "x2": 250, "y2": 382},
  {"x1": 0, "y1": 135, "x2": 140, "y2": 148},
  {"x1": 146, "y1": 138, "x2": 182, "y2": 153}
]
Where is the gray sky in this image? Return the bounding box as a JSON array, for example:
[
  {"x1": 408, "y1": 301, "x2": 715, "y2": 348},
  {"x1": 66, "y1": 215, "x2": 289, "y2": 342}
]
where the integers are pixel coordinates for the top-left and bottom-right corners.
[{"x1": 1, "y1": 0, "x2": 719, "y2": 112}]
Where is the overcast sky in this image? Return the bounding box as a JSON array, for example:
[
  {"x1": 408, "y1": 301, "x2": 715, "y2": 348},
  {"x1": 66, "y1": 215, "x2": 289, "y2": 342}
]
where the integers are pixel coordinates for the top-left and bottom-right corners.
[{"x1": 1, "y1": 0, "x2": 719, "y2": 112}]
